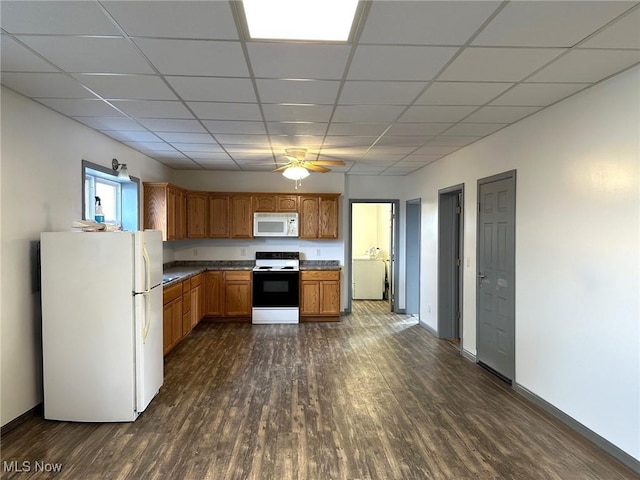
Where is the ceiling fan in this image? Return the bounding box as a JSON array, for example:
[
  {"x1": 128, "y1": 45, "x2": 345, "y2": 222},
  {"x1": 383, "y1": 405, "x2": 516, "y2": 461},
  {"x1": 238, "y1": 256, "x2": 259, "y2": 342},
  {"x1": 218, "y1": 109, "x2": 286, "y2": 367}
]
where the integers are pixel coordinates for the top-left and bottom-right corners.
[{"x1": 259, "y1": 148, "x2": 346, "y2": 187}]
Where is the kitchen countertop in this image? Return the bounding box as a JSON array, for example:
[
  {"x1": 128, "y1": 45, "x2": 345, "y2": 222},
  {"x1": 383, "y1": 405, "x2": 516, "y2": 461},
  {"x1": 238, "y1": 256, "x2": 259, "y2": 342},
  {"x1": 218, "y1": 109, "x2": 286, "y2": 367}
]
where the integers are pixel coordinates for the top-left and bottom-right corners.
[{"x1": 162, "y1": 260, "x2": 341, "y2": 287}]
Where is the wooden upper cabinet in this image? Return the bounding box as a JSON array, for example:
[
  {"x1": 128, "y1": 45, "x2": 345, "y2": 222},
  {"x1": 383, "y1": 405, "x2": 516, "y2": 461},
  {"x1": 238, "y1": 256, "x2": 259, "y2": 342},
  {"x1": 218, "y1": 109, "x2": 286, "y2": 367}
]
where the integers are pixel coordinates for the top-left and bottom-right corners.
[
  {"x1": 277, "y1": 195, "x2": 298, "y2": 212},
  {"x1": 144, "y1": 182, "x2": 186, "y2": 241},
  {"x1": 318, "y1": 195, "x2": 339, "y2": 239},
  {"x1": 208, "y1": 194, "x2": 230, "y2": 238},
  {"x1": 253, "y1": 195, "x2": 277, "y2": 212},
  {"x1": 187, "y1": 192, "x2": 208, "y2": 238},
  {"x1": 230, "y1": 194, "x2": 253, "y2": 238},
  {"x1": 299, "y1": 196, "x2": 319, "y2": 239}
]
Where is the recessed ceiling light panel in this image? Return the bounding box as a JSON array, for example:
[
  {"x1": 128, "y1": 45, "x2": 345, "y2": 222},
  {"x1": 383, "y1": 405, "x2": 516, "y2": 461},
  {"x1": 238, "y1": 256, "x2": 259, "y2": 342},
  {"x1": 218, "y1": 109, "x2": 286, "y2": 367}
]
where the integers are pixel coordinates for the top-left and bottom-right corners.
[{"x1": 242, "y1": 0, "x2": 359, "y2": 42}]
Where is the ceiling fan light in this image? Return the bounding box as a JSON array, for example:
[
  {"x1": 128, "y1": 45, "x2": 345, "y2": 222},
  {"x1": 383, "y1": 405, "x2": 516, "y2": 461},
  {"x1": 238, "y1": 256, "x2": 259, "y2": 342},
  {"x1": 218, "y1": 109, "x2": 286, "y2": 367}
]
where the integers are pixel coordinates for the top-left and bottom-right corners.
[{"x1": 282, "y1": 165, "x2": 310, "y2": 180}]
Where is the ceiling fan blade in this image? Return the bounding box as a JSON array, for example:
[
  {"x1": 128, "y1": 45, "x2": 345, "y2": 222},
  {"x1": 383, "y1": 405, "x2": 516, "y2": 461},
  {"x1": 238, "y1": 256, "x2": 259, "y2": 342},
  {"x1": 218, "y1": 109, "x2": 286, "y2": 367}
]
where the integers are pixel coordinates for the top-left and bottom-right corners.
[
  {"x1": 305, "y1": 164, "x2": 331, "y2": 173},
  {"x1": 311, "y1": 160, "x2": 346, "y2": 166},
  {"x1": 272, "y1": 165, "x2": 291, "y2": 172},
  {"x1": 245, "y1": 161, "x2": 291, "y2": 165}
]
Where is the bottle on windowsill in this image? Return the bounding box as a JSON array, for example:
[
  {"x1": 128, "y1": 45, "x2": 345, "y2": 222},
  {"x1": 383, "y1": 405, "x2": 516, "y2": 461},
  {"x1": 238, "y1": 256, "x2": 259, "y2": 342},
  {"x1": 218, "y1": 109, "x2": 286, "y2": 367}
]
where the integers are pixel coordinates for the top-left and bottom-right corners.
[{"x1": 94, "y1": 196, "x2": 105, "y2": 223}]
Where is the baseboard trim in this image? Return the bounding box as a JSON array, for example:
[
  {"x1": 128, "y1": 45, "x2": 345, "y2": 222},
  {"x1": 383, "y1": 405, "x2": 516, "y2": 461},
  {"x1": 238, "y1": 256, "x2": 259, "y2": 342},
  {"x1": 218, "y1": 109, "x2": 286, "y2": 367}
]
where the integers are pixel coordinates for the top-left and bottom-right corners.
[
  {"x1": 514, "y1": 383, "x2": 640, "y2": 474},
  {"x1": 1, "y1": 403, "x2": 42, "y2": 435},
  {"x1": 418, "y1": 321, "x2": 437, "y2": 336},
  {"x1": 461, "y1": 349, "x2": 476, "y2": 363}
]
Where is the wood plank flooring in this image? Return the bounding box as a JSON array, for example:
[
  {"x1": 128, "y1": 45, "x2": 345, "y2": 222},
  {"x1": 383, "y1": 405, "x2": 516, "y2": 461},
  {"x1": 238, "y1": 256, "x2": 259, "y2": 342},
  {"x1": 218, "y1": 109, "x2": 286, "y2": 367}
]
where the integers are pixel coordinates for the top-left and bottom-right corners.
[{"x1": 2, "y1": 301, "x2": 637, "y2": 479}]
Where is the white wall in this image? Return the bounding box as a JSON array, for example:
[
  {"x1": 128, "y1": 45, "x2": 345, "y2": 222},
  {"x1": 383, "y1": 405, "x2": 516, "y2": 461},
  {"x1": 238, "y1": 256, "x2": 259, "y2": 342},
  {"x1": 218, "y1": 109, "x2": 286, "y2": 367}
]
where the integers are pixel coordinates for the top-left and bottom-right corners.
[
  {"x1": 0, "y1": 87, "x2": 172, "y2": 426},
  {"x1": 405, "y1": 67, "x2": 640, "y2": 460}
]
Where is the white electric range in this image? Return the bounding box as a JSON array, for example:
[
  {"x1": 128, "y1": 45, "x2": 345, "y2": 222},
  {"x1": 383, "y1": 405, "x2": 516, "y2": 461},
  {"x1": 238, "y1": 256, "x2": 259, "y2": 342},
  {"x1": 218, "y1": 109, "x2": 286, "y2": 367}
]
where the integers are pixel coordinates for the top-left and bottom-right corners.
[{"x1": 252, "y1": 252, "x2": 300, "y2": 324}]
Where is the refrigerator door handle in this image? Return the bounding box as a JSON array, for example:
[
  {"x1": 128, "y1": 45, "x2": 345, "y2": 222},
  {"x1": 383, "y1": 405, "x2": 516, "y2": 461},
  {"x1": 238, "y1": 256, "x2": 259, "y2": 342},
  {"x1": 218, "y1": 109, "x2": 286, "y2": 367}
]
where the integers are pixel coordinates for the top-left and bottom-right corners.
[
  {"x1": 142, "y1": 291, "x2": 151, "y2": 343},
  {"x1": 141, "y1": 245, "x2": 151, "y2": 294}
]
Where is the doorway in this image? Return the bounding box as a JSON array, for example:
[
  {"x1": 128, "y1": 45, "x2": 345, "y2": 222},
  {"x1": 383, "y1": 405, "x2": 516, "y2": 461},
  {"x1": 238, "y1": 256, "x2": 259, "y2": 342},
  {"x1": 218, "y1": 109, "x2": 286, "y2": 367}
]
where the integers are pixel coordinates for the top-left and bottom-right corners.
[
  {"x1": 438, "y1": 185, "x2": 464, "y2": 348},
  {"x1": 348, "y1": 200, "x2": 399, "y2": 313},
  {"x1": 476, "y1": 171, "x2": 516, "y2": 382},
  {"x1": 405, "y1": 199, "x2": 421, "y2": 315}
]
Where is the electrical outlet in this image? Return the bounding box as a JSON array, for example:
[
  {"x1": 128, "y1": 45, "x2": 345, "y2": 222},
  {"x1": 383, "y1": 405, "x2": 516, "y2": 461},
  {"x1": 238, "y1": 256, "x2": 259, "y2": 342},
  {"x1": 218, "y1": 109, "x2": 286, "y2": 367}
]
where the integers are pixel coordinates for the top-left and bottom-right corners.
[
  {"x1": 193, "y1": 248, "x2": 198, "y2": 257},
  {"x1": 316, "y1": 248, "x2": 321, "y2": 257},
  {"x1": 240, "y1": 248, "x2": 247, "y2": 257},
  {"x1": 428, "y1": 305, "x2": 432, "y2": 313}
]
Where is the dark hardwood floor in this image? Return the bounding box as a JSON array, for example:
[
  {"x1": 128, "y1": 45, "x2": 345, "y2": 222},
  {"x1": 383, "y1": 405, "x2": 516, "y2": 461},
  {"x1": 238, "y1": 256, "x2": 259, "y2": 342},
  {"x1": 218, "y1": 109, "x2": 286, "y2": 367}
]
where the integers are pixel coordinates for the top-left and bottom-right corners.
[{"x1": 2, "y1": 301, "x2": 637, "y2": 479}]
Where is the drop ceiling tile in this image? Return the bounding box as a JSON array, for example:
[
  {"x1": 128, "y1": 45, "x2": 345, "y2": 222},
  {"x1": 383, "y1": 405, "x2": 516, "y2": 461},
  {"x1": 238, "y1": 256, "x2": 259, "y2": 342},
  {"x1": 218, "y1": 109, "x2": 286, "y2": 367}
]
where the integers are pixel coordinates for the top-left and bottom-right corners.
[
  {"x1": 0, "y1": 1, "x2": 120, "y2": 35},
  {"x1": 366, "y1": 146, "x2": 416, "y2": 155},
  {"x1": 386, "y1": 123, "x2": 453, "y2": 136},
  {"x1": 248, "y1": 43, "x2": 351, "y2": 79},
  {"x1": 347, "y1": 46, "x2": 458, "y2": 81},
  {"x1": 198, "y1": 160, "x2": 240, "y2": 169},
  {"x1": 187, "y1": 102, "x2": 262, "y2": 121},
  {"x1": 168, "y1": 143, "x2": 224, "y2": 153},
  {"x1": 322, "y1": 136, "x2": 377, "y2": 147},
  {"x1": 204, "y1": 120, "x2": 266, "y2": 135},
  {"x1": 439, "y1": 47, "x2": 566, "y2": 82},
  {"x1": 381, "y1": 168, "x2": 419, "y2": 175},
  {"x1": 214, "y1": 134, "x2": 270, "y2": 145},
  {"x1": 227, "y1": 151, "x2": 274, "y2": 162},
  {"x1": 74, "y1": 74, "x2": 178, "y2": 100},
  {"x1": 111, "y1": 100, "x2": 194, "y2": 119},
  {"x1": 0, "y1": 35, "x2": 58, "y2": 72},
  {"x1": 102, "y1": 1, "x2": 239, "y2": 40},
  {"x1": 157, "y1": 132, "x2": 219, "y2": 144},
  {"x1": 416, "y1": 82, "x2": 513, "y2": 105},
  {"x1": 36, "y1": 98, "x2": 121, "y2": 116},
  {"x1": 73, "y1": 116, "x2": 147, "y2": 131},
  {"x1": 526, "y1": 49, "x2": 640, "y2": 83},
  {"x1": 138, "y1": 118, "x2": 206, "y2": 133},
  {"x1": 360, "y1": 1, "x2": 500, "y2": 45},
  {"x1": 17, "y1": 36, "x2": 153, "y2": 74},
  {"x1": 266, "y1": 122, "x2": 326, "y2": 136},
  {"x1": 472, "y1": 1, "x2": 634, "y2": 47},
  {"x1": 270, "y1": 136, "x2": 323, "y2": 148},
  {"x1": 425, "y1": 136, "x2": 480, "y2": 147},
  {"x1": 399, "y1": 106, "x2": 476, "y2": 123},
  {"x1": 134, "y1": 39, "x2": 248, "y2": 77},
  {"x1": 164, "y1": 161, "x2": 204, "y2": 170},
  {"x1": 348, "y1": 166, "x2": 388, "y2": 174},
  {"x1": 256, "y1": 79, "x2": 340, "y2": 104},
  {"x1": 102, "y1": 130, "x2": 162, "y2": 142},
  {"x1": 339, "y1": 81, "x2": 426, "y2": 105},
  {"x1": 332, "y1": 105, "x2": 405, "y2": 123},
  {"x1": 326, "y1": 123, "x2": 389, "y2": 136},
  {"x1": 443, "y1": 123, "x2": 507, "y2": 136},
  {"x1": 360, "y1": 154, "x2": 407, "y2": 162},
  {"x1": 2, "y1": 72, "x2": 96, "y2": 98},
  {"x1": 375, "y1": 136, "x2": 428, "y2": 147},
  {"x1": 317, "y1": 147, "x2": 369, "y2": 157},
  {"x1": 414, "y1": 145, "x2": 461, "y2": 155},
  {"x1": 183, "y1": 152, "x2": 233, "y2": 161},
  {"x1": 399, "y1": 154, "x2": 445, "y2": 163},
  {"x1": 149, "y1": 152, "x2": 188, "y2": 159},
  {"x1": 463, "y1": 106, "x2": 542, "y2": 123},
  {"x1": 166, "y1": 77, "x2": 257, "y2": 102},
  {"x1": 579, "y1": 8, "x2": 640, "y2": 49},
  {"x1": 491, "y1": 83, "x2": 589, "y2": 106},
  {"x1": 124, "y1": 141, "x2": 177, "y2": 152},
  {"x1": 262, "y1": 104, "x2": 333, "y2": 123}
]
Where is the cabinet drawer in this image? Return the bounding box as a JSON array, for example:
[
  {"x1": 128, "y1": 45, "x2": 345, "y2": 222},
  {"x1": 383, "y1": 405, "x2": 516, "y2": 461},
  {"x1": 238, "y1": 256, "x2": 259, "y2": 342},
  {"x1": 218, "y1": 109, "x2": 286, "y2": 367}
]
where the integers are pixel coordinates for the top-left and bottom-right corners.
[
  {"x1": 224, "y1": 270, "x2": 251, "y2": 281},
  {"x1": 190, "y1": 273, "x2": 202, "y2": 287},
  {"x1": 300, "y1": 270, "x2": 340, "y2": 281},
  {"x1": 163, "y1": 282, "x2": 182, "y2": 304}
]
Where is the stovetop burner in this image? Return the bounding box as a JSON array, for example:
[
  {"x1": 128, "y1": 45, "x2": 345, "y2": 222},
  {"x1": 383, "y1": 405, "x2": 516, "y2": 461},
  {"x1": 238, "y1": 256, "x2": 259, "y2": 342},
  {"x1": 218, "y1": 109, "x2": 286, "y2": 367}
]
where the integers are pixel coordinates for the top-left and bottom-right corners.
[{"x1": 253, "y1": 251, "x2": 300, "y2": 272}]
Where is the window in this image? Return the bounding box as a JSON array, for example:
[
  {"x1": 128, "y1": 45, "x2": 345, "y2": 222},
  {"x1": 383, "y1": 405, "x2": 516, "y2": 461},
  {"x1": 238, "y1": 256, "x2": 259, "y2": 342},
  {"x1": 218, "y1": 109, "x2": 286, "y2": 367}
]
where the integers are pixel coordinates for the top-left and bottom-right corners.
[{"x1": 82, "y1": 160, "x2": 139, "y2": 231}]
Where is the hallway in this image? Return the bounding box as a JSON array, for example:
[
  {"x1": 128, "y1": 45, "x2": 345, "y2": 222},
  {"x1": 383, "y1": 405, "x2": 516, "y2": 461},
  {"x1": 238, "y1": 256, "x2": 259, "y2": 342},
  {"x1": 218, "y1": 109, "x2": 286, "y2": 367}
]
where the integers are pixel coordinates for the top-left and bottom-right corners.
[{"x1": 1, "y1": 301, "x2": 635, "y2": 479}]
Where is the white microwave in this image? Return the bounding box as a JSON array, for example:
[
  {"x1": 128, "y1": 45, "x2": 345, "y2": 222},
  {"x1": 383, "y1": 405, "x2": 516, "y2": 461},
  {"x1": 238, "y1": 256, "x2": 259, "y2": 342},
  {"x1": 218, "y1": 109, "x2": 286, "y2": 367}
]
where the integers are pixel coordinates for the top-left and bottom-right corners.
[{"x1": 253, "y1": 212, "x2": 299, "y2": 237}]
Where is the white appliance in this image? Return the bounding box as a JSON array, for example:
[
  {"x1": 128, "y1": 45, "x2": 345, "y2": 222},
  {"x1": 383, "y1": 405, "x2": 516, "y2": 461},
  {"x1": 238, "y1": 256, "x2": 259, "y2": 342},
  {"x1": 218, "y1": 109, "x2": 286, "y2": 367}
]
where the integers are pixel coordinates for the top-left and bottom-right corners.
[
  {"x1": 253, "y1": 212, "x2": 298, "y2": 237},
  {"x1": 353, "y1": 258, "x2": 386, "y2": 300},
  {"x1": 252, "y1": 252, "x2": 300, "y2": 324},
  {"x1": 40, "y1": 230, "x2": 164, "y2": 422}
]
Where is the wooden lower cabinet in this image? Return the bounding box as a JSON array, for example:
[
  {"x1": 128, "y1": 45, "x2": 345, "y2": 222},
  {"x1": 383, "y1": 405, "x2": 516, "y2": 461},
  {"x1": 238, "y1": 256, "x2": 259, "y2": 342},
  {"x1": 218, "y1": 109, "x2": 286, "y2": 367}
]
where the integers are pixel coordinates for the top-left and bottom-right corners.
[
  {"x1": 203, "y1": 270, "x2": 251, "y2": 319},
  {"x1": 190, "y1": 274, "x2": 203, "y2": 329},
  {"x1": 182, "y1": 279, "x2": 192, "y2": 336},
  {"x1": 163, "y1": 282, "x2": 183, "y2": 355},
  {"x1": 300, "y1": 270, "x2": 341, "y2": 321},
  {"x1": 204, "y1": 271, "x2": 224, "y2": 316}
]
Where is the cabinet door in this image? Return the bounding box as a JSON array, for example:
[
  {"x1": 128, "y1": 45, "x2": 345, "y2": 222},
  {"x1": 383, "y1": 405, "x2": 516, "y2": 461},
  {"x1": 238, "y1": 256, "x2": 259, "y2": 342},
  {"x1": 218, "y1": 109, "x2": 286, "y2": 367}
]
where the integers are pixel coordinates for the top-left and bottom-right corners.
[
  {"x1": 224, "y1": 271, "x2": 251, "y2": 316},
  {"x1": 277, "y1": 195, "x2": 298, "y2": 212},
  {"x1": 143, "y1": 183, "x2": 169, "y2": 240},
  {"x1": 299, "y1": 196, "x2": 319, "y2": 239},
  {"x1": 171, "y1": 298, "x2": 183, "y2": 346},
  {"x1": 191, "y1": 284, "x2": 201, "y2": 328},
  {"x1": 300, "y1": 280, "x2": 320, "y2": 315},
  {"x1": 320, "y1": 281, "x2": 341, "y2": 314},
  {"x1": 178, "y1": 189, "x2": 188, "y2": 239},
  {"x1": 204, "y1": 271, "x2": 224, "y2": 316},
  {"x1": 253, "y1": 195, "x2": 276, "y2": 212},
  {"x1": 182, "y1": 284, "x2": 191, "y2": 336},
  {"x1": 230, "y1": 195, "x2": 253, "y2": 238},
  {"x1": 163, "y1": 302, "x2": 173, "y2": 355},
  {"x1": 319, "y1": 196, "x2": 339, "y2": 239},
  {"x1": 187, "y1": 193, "x2": 208, "y2": 238},
  {"x1": 167, "y1": 187, "x2": 177, "y2": 241},
  {"x1": 209, "y1": 194, "x2": 230, "y2": 238}
]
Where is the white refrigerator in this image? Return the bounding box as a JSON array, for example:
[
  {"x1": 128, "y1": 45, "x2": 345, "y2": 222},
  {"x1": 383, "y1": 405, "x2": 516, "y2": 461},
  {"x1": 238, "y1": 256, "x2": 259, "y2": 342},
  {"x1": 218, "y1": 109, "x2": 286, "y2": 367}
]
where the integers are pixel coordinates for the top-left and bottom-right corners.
[{"x1": 40, "y1": 230, "x2": 163, "y2": 422}]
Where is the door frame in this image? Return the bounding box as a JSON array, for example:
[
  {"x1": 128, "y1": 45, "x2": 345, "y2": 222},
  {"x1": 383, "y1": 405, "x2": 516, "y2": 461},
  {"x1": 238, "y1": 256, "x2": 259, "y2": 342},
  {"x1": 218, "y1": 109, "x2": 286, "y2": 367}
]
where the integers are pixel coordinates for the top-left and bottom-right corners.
[
  {"x1": 347, "y1": 199, "x2": 400, "y2": 314},
  {"x1": 405, "y1": 199, "x2": 421, "y2": 316},
  {"x1": 437, "y1": 184, "x2": 464, "y2": 346},
  {"x1": 476, "y1": 169, "x2": 517, "y2": 382}
]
